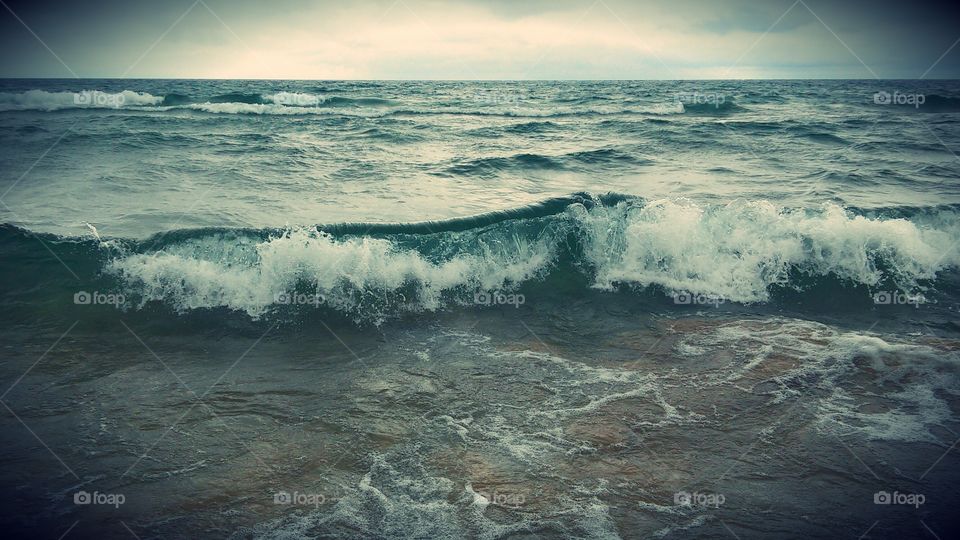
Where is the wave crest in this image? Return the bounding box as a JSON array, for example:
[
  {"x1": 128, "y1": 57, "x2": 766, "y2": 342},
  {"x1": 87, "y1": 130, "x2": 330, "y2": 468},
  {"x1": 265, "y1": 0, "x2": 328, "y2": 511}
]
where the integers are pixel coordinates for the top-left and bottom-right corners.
[
  {"x1": 0, "y1": 90, "x2": 163, "y2": 111},
  {"x1": 581, "y1": 198, "x2": 959, "y2": 302},
  {"x1": 106, "y1": 226, "x2": 556, "y2": 321},
  {"x1": 4, "y1": 194, "x2": 959, "y2": 321}
]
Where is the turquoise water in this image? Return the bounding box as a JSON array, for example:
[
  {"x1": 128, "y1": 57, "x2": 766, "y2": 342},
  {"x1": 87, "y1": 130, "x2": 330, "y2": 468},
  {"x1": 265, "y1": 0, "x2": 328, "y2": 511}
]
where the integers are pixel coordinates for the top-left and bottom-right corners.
[{"x1": 1, "y1": 80, "x2": 959, "y2": 539}]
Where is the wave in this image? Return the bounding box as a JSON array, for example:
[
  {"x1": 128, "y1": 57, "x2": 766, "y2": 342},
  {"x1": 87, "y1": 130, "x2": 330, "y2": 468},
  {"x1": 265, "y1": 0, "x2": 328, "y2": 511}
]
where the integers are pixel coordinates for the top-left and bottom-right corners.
[
  {"x1": 173, "y1": 102, "x2": 360, "y2": 116},
  {"x1": 0, "y1": 89, "x2": 682, "y2": 117},
  {"x1": 2, "y1": 194, "x2": 959, "y2": 323},
  {"x1": 391, "y1": 103, "x2": 683, "y2": 119},
  {"x1": 466, "y1": 120, "x2": 561, "y2": 137},
  {"x1": 919, "y1": 94, "x2": 960, "y2": 113},
  {"x1": 209, "y1": 92, "x2": 266, "y2": 104},
  {"x1": 678, "y1": 99, "x2": 743, "y2": 115},
  {"x1": 443, "y1": 153, "x2": 564, "y2": 176},
  {"x1": 0, "y1": 88, "x2": 700, "y2": 117},
  {"x1": 0, "y1": 89, "x2": 393, "y2": 113},
  {"x1": 7, "y1": 88, "x2": 959, "y2": 118},
  {"x1": 442, "y1": 149, "x2": 649, "y2": 176},
  {"x1": 160, "y1": 93, "x2": 193, "y2": 106},
  {"x1": 579, "y1": 198, "x2": 959, "y2": 301},
  {"x1": 795, "y1": 132, "x2": 849, "y2": 145},
  {"x1": 0, "y1": 89, "x2": 163, "y2": 111},
  {"x1": 565, "y1": 147, "x2": 651, "y2": 165},
  {"x1": 867, "y1": 93, "x2": 960, "y2": 113}
]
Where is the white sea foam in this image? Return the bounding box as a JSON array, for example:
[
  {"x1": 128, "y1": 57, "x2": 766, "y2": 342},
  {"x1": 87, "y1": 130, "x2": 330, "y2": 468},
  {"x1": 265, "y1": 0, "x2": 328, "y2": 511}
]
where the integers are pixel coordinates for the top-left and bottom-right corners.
[
  {"x1": 0, "y1": 88, "x2": 682, "y2": 117},
  {"x1": 676, "y1": 318, "x2": 960, "y2": 442},
  {"x1": 0, "y1": 90, "x2": 163, "y2": 111},
  {"x1": 106, "y1": 227, "x2": 554, "y2": 319},
  {"x1": 101, "y1": 198, "x2": 960, "y2": 319},
  {"x1": 166, "y1": 101, "x2": 387, "y2": 117},
  {"x1": 241, "y1": 453, "x2": 550, "y2": 540},
  {"x1": 264, "y1": 91, "x2": 326, "y2": 107},
  {"x1": 578, "y1": 199, "x2": 960, "y2": 302}
]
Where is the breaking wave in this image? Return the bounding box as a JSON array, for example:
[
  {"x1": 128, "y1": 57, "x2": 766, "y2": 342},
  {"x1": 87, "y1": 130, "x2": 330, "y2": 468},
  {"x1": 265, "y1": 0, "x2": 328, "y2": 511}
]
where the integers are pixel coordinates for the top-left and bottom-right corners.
[
  {"x1": 2, "y1": 193, "x2": 959, "y2": 322},
  {"x1": 0, "y1": 89, "x2": 164, "y2": 111},
  {"x1": 0, "y1": 89, "x2": 696, "y2": 117}
]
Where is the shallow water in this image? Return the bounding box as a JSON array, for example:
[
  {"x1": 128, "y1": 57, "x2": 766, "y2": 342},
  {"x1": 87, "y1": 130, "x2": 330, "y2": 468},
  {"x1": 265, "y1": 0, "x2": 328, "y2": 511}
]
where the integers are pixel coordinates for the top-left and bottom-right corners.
[{"x1": 2, "y1": 303, "x2": 959, "y2": 538}]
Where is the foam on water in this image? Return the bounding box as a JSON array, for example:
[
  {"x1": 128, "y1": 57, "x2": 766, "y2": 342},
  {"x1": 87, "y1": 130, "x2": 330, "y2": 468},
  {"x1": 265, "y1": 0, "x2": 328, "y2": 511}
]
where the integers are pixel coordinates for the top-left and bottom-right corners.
[
  {"x1": 0, "y1": 88, "x2": 688, "y2": 117},
  {"x1": 578, "y1": 199, "x2": 960, "y2": 302},
  {"x1": 175, "y1": 102, "x2": 386, "y2": 116},
  {"x1": 87, "y1": 196, "x2": 960, "y2": 320},
  {"x1": 0, "y1": 89, "x2": 163, "y2": 111},
  {"x1": 106, "y1": 227, "x2": 555, "y2": 320},
  {"x1": 264, "y1": 91, "x2": 326, "y2": 107},
  {"x1": 238, "y1": 452, "x2": 600, "y2": 540},
  {"x1": 676, "y1": 318, "x2": 960, "y2": 442}
]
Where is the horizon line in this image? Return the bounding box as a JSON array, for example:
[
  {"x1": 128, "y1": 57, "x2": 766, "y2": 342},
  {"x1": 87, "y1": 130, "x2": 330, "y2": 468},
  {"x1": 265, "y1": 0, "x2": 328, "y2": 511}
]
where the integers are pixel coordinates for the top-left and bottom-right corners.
[{"x1": 2, "y1": 77, "x2": 959, "y2": 82}]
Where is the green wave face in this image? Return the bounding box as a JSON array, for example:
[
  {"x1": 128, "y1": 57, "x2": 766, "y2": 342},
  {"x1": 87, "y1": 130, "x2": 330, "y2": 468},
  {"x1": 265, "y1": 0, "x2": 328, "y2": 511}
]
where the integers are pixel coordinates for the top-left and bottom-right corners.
[{"x1": 2, "y1": 194, "x2": 959, "y2": 325}]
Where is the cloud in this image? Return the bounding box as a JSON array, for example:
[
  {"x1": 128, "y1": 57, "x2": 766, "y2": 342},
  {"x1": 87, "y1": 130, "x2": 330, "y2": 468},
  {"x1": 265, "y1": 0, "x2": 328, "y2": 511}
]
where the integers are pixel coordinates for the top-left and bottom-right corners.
[{"x1": 0, "y1": 0, "x2": 957, "y2": 78}]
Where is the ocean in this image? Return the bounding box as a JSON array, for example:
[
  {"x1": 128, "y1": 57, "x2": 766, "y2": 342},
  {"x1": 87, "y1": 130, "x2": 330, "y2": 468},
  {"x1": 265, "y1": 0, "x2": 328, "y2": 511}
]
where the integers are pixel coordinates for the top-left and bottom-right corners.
[{"x1": 1, "y1": 79, "x2": 959, "y2": 539}]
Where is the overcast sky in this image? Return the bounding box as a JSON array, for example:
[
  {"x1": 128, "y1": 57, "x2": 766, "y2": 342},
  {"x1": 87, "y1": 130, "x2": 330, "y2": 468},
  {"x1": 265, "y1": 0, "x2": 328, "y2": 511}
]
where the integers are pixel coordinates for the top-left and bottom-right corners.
[{"x1": 1, "y1": 0, "x2": 958, "y2": 79}]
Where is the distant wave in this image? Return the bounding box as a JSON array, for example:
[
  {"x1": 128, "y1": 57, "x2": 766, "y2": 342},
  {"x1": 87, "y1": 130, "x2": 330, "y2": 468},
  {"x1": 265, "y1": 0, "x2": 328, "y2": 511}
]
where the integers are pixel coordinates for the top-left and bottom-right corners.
[
  {"x1": 918, "y1": 94, "x2": 960, "y2": 113},
  {"x1": 0, "y1": 89, "x2": 691, "y2": 117},
  {"x1": 2, "y1": 194, "x2": 959, "y2": 323},
  {"x1": 444, "y1": 153, "x2": 564, "y2": 175},
  {"x1": 442, "y1": 149, "x2": 650, "y2": 176},
  {"x1": 391, "y1": 103, "x2": 684, "y2": 118},
  {"x1": 7, "y1": 89, "x2": 960, "y2": 117},
  {"x1": 0, "y1": 90, "x2": 163, "y2": 111},
  {"x1": 677, "y1": 99, "x2": 744, "y2": 115},
  {"x1": 868, "y1": 93, "x2": 960, "y2": 113},
  {"x1": 795, "y1": 132, "x2": 849, "y2": 145},
  {"x1": 0, "y1": 89, "x2": 394, "y2": 113},
  {"x1": 209, "y1": 92, "x2": 267, "y2": 104}
]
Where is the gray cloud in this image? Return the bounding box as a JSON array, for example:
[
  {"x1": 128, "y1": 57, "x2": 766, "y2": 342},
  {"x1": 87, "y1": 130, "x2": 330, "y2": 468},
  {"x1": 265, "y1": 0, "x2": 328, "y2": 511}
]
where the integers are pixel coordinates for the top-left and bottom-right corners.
[{"x1": 0, "y1": 0, "x2": 957, "y2": 78}]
